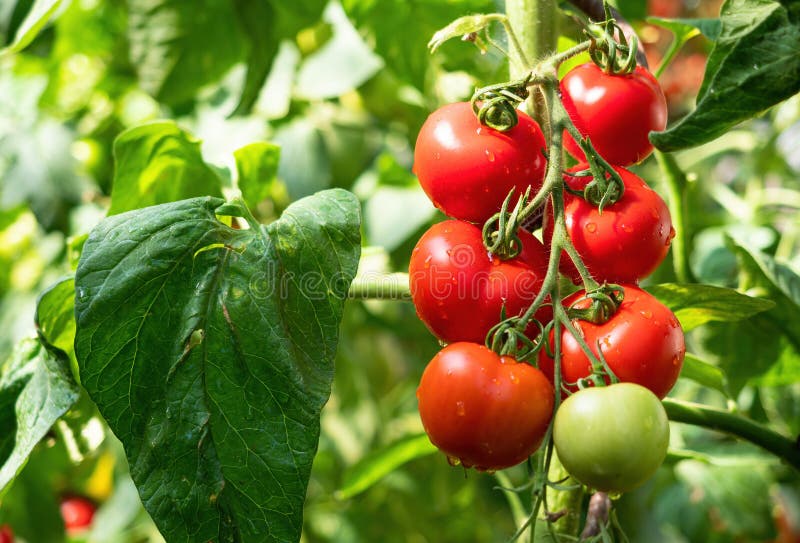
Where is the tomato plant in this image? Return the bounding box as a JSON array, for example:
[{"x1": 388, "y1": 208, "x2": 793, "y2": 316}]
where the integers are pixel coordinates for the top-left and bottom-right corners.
[
  {"x1": 553, "y1": 383, "x2": 670, "y2": 493},
  {"x1": 409, "y1": 219, "x2": 550, "y2": 343},
  {"x1": 539, "y1": 285, "x2": 685, "y2": 398},
  {"x1": 60, "y1": 496, "x2": 96, "y2": 533},
  {"x1": 544, "y1": 166, "x2": 674, "y2": 284},
  {"x1": 1, "y1": 0, "x2": 800, "y2": 542},
  {"x1": 413, "y1": 101, "x2": 547, "y2": 223},
  {"x1": 416, "y1": 342, "x2": 554, "y2": 471},
  {"x1": 560, "y1": 63, "x2": 667, "y2": 166}
]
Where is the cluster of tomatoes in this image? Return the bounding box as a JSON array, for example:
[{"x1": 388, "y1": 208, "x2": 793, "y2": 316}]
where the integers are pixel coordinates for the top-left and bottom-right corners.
[{"x1": 408, "y1": 61, "x2": 686, "y2": 493}]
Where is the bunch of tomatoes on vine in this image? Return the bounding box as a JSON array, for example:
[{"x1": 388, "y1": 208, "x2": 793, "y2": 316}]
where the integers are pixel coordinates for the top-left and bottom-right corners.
[{"x1": 407, "y1": 7, "x2": 686, "y2": 536}]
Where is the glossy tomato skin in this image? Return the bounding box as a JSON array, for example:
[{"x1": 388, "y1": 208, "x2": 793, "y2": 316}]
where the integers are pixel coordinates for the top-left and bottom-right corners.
[
  {"x1": 60, "y1": 495, "x2": 96, "y2": 533},
  {"x1": 0, "y1": 524, "x2": 12, "y2": 543},
  {"x1": 414, "y1": 102, "x2": 547, "y2": 223},
  {"x1": 539, "y1": 285, "x2": 684, "y2": 399},
  {"x1": 543, "y1": 166, "x2": 673, "y2": 284},
  {"x1": 561, "y1": 64, "x2": 667, "y2": 166},
  {"x1": 409, "y1": 220, "x2": 551, "y2": 344},
  {"x1": 553, "y1": 383, "x2": 669, "y2": 493},
  {"x1": 417, "y1": 342, "x2": 554, "y2": 471}
]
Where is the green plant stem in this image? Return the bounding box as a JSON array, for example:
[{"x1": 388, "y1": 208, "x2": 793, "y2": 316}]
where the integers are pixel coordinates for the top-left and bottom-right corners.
[
  {"x1": 663, "y1": 398, "x2": 800, "y2": 470},
  {"x1": 506, "y1": 0, "x2": 558, "y2": 130},
  {"x1": 655, "y1": 150, "x2": 697, "y2": 283},
  {"x1": 347, "y1": 273, "x2": 412, "y2": 300}
]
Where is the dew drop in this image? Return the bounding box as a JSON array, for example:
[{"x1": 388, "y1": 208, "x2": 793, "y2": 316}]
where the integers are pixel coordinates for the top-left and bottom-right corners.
[
  {"x1": 447, "y1": 455, "x2": 462, "y2": 467},
  {"x1": 476, "y1": 127, "x2": 483, "y2": 136},
  {"x1": 509, "y1": 373, "x2": 519, "y2": 384},
  {"x1": 76, "y1": 287, "x2": 88, "y2": 301},
  {"x1": 456, "y1": 401, "x2": 466, "y2": 416},
  {"x1": 667, "y1": 226, "x2": 676, "y2": 243},
  {"x1": 640, "y1": 309, "x2": 653, "y2": 319},
  {"x1": 621, "y1": 224, "x2": 633, "y2": 233},
  {"x1": 586, "y1": 222, "x2": 597, "y2": 233},
  {"x1": 485, "y1": 149, "x2": 495, "y2": 162}
]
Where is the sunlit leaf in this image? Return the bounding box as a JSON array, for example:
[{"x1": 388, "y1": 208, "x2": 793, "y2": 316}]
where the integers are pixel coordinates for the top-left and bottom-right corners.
[
  {"x1": 337, "y1": 434, "x2": 437, "y2": 500},
  {"x1": 75, "y1": 191, "x2": 361, "y2": 542},
  {"x1": 110, "y1": 121, "x2": 223, "y2": 215}
]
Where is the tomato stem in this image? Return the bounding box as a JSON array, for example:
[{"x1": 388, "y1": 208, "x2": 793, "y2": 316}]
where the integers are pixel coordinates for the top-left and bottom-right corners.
[
  {"x1": 663, "y1": 398, "x2": 800, "y2": 471},
  {"x1": 655, "y1": 151, "x2": 697, "y2": 283}
]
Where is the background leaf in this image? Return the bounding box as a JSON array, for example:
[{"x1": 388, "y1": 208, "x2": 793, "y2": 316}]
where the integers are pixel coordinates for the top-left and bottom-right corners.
[
  {"x1": 109, "y1": 121, "x2": 224, "y2": 215},
  {"x1": 74, "y1": 191, "x2": 361, "y2": 542},
  {"x1": 2, "y1": 0, "x2": 61, "y2": 53},
  {"x1": 651, "y1": 0, "x2": 800, "y2": 151},
  {"x1": 127, "y1": 0, "x2": 246, "y2": 107},
  {"x1": 646, "y1": 282, "x2": 774, "y2": 331},
  {"x1": 0, "y1": 338, "x2": 79, "y2": 495},
  {"x1": 336, "y1": 434, "x2": 437, "y2": 500}
]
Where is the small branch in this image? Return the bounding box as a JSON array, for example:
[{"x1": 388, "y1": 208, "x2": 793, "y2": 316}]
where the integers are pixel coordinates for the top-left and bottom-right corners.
[
  {"x1": 663, "y1": 398, "x2": 800, "y2": 471},
  {"x1": 347, "y1": 273, "x2": 411, "y2": 300},
  {"x1": 655, "y1": 151, "x2": 697, "y2": 283}
]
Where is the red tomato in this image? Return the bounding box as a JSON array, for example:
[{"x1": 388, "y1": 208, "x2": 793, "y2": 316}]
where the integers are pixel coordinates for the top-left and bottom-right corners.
[
  {"x1": 60, "y1": 495, "x2": 96, "y2": 533},
  {"x1": 560, "y1": 64, "x2": 667, "y2": 166},
  {"x1": 409, "y1": 220, "x2": 551, "y2": 344},
  {"x1": 539, "y1": 285, "x2": 685, "y2": 399},
  {"x1": 543, "y1": 165, "x2": 673, "y2": 284},
  {"x1": 417, "y1": 342, "x2": 554, "y2": 470},
  {"x1": 0, "y1": 524, "x2": 12, "y2": 543},
  {"x1": 413, "y1": 102, "x2": 547, "y2": 223}
]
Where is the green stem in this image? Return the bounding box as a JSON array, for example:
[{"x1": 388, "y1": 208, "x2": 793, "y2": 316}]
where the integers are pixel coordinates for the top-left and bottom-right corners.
[
  {"x1": 506, "y1": 0, "x2": 558, "y2": 129},
  {"x1": 655, "y1": 150, "x2": 696, "y2": 283},
  {"x1": 663, "y1": 399, "x2": 800, "y2": 471},
  {"x1": 347, "y1": 273, "x2": 411, "y2": 300}
]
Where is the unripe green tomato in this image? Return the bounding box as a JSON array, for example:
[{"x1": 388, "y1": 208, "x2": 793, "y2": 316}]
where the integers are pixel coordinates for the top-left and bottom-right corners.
[{"x1": 553, "y1": 383, "x2": 669, "y2": 493}]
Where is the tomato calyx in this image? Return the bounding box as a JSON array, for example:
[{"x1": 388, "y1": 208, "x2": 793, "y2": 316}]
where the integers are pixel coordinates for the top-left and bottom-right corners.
[
  {"x1": 570, "y1": 142, "x2": 627, "y2": 212},
  {"x1": 583, "y1": 4, "x2": 638, "y2": 75},
  {"x1": 471, "y1": 75, "x2": 532, "y2": 132},
  {"x1": 565, "y1": 284, "x2": 624, "y2": 325},
  {"x1": 487, "y1": 312, "x2": 548, "y2": 362}
]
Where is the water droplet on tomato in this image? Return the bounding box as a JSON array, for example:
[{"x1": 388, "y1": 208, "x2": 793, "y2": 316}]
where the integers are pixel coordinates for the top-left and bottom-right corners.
[
  {"x1": 586, "y1": 222, "x2": 597, "y2": 233},
  {"x1": 509, "y1": 373, "x2": 518, "y2": 384},
  {"x1": 456, "y1": 401, "x2": 466, "y2": 416},
  {"x1": 447, "y1": 455, "x2": 462, "y2": 467},
  {"x1": 476, "y1": 127, "x2": 483, "y2": 135},
  {"x1": 672, "y1": 355, "x2": 681, "y2": 366},
  {"x1": 622, "y1": 224, "x2": 633, "y2": 233},
  {"x1": 640, "y1": 309, "x2": 653, "y2": 319},
  {"x1": 485, "y1": 150, "x2": 495, "y2": 162},
  {"x1": 667, "y1": 226, "x2": 676, "y2": 243}
]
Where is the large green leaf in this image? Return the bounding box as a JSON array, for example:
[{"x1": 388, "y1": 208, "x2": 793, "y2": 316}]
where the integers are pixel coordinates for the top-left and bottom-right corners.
[
  {"x1": 0, "y1": 338, "x2": 79, "y2": 496},
  {"x1": 651, "y1": 0, "x2": 800, "y2": 151},
  {"x1": 646, "y1": 283, "x2": 774, "y2": 331},
  {"x1": 110, "y1": 121, "x2": 223, "y2": 215},
  {"x1": 74, "y1": 191, "x2": 361, "y2": 542},
  {"x1": 127, "y1": 0, "x2": 246, "y2": 107}
]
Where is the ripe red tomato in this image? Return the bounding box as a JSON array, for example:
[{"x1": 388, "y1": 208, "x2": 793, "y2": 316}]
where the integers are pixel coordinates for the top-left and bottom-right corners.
[
  {"x1": 543, "y1": 166, "x2": 674, "y2": 284},
  {"x1": 553, "y1": 383, "x2": 669, "y2": 492},
  {"x1": 413, "y1": 102, "x2": 547, "y2": 223},
  {"x1": 409, "y1": 220, "x2": 551, "y2": 344},
  {"x1": 417, "y1": 342, "x2": 554, "y2": 471},
  {"x1": 560, "y1": 63, "x2": 667, "y2": 166},
  {"x1": 539, "y1": 285, "x2": 685, "y2": 399},
  {"x1": 60, "y1": 495, "x2": 96, "y2": 533},
  {"x1": 0, "y1": 524, "x2": 13, "y2": 543}
]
